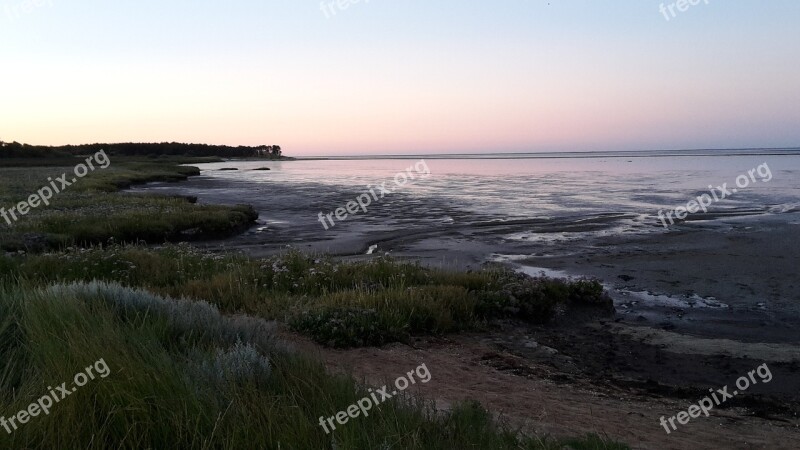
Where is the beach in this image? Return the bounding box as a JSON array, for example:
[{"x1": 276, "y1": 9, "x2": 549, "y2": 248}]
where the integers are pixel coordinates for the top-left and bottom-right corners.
[{"x1": 130, "y1": 151, "x2": 800, "y2": 448}]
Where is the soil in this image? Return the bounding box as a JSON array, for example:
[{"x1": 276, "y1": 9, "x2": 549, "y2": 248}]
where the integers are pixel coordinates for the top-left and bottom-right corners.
[{"x1": 279, "y1": 315, "x2": 800, "y2": 450}]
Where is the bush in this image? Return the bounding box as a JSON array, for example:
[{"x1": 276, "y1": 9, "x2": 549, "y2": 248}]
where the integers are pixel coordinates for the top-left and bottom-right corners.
[
  {"x1": 290, "y1": 307, "x2": 404, "y2": 348},
  {"x1": 567, "y1": 279, "x2": 613, "y2": 309},
  {"x1": 475, "y1": 271, "x2": 611, "y2": 322},
  {"x1": 193, "y1": 340, "x2": 272, "y2": 388}
]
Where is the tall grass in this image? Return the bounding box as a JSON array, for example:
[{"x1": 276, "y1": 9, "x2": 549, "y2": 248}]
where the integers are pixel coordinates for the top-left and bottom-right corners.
[
  {"x1": 0, "y1": 245, "x2": 612, "y2": 348},
  {"x1": 0, "y1": 281, "x2": 626, "y2": 449}
]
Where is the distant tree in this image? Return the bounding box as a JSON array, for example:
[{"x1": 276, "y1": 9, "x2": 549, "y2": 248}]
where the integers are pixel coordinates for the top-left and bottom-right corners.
[{"x1": 0, "y1": 141, "x2": 283, "y2": 159}]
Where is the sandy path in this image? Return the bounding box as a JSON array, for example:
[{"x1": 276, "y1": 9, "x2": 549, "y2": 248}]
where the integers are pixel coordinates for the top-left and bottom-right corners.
[{"x1": 280, "y1": 329, "x2": 800, "y2": 450}]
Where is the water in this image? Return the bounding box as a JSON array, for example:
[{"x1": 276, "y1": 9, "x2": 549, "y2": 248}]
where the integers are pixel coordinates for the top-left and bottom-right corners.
[
  {"x1": 132, "y1": 149, "x2": 800, "y2": 346},
  {"x1": 182, "y1": 150, "x2": 800, "y2": 235}
]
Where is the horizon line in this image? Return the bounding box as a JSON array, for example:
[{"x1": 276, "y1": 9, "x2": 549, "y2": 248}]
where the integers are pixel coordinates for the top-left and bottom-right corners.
[{"x1": 297, "y1": 146, "x2": 800, "y2": 160}]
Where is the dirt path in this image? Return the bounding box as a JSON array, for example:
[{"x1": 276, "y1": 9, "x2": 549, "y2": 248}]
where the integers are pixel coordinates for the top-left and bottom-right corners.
[{"x1": 280, "y1": 329, "x2": 800, "y2": 450}]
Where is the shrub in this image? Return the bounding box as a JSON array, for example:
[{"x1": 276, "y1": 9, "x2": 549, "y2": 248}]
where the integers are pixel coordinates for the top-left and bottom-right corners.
[
  {"x1": 290, "y1": 308, "x2": 404, "y2": 348},
  {"x1": 474, "y1": 271, "x2": 611, "y2": 322},
  {"x1": 193, "y1": 340, "x2": 271, "y2": 388},
  {"x1": 567, "y1": 279, "x2": 613, "y2": 309}
]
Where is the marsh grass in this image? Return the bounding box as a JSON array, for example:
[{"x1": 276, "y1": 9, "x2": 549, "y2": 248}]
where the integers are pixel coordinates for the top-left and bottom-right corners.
[
  {"x1": 0, "y1": 162, "x2": 257, "y2": 251},
  {"x1": 1, "y1": 245, "x2": 612, "y2": 348},
  {"x1": 0, "y1": 281, "x2": 626, "y2": 449}
]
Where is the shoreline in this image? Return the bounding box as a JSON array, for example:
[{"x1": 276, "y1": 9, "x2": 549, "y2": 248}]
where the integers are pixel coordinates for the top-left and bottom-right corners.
[
  {"x1": 129, "y1": 171, "x2": 800, "y2": 447},
  {"x1": 130, "y1": 174, "x2": 800, "y2": 344}
]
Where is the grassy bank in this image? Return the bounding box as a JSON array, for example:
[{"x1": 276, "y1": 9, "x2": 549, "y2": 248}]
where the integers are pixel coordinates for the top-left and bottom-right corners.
[
  {"x1": 0, "y1": 159, "x2": 256, "y2": 251},
  {"x1": 1, "y1": 245, "x2": 612, "y2": 348},
  {"x1": 0, "y1": 280, "x2": 624, "y2": 449}
]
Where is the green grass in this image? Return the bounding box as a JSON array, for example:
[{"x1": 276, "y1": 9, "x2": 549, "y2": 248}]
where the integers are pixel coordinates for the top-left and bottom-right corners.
[
  {"x1": 0, "y1": 281, "x2": 627, "y2": 449},
  {"x1": 0, "y1": 160, "x2": 256, "y2": 251},
  {"x1": 0, "y1": 245, "x2": 612, "y2": 348}
]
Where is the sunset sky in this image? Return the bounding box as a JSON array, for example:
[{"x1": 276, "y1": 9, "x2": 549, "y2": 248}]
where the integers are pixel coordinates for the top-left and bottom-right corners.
[{"x1": 1, "y1": 0, "x2": 799, "y2": 156}]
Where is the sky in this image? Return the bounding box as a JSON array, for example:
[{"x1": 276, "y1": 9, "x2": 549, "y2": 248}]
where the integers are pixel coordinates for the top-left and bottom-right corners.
[{"x1": 1, "y1": 0, "x2": 799, "y2": 156}]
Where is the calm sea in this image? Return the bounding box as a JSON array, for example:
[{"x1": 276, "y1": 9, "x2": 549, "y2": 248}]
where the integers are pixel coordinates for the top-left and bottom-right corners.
[{"x1": 182, "y1": 149, "x2": 800, "y2": 233}]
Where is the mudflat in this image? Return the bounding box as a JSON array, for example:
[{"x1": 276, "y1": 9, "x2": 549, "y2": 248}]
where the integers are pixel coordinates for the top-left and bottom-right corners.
[{"x1": 134, "y1": 173, "x2": 800, "y2": 448}]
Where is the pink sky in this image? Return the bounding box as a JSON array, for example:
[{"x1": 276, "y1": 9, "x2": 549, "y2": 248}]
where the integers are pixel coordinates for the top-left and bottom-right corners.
[{"x1": 2, "y1": 1, "x2": 799, "y2": 156}]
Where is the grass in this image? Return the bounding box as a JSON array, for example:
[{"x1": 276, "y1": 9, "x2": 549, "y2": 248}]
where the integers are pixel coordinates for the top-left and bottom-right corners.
[
  {"x1": 0, "y1": 281, "x2": 627, "y2": 449},
  {"x1": 0, "y1": 160, "x2": 257, "y2": 251},
  {"x1": 0, "y1": 245, "x2": 613, "y2": 348}
]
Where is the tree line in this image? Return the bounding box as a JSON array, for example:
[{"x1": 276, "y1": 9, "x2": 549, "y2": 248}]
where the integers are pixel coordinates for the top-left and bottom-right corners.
[{"x1": 0, "y1": 141, "x2": 283, "y2": 159}]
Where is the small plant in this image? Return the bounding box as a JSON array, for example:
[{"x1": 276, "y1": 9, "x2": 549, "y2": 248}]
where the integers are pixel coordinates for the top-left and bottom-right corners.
[
  {"x1": 195, "y1": 340, "x2": 272, "y2": 387},
  {"x1": 567, "y1": 279, "x2": 613, "y2": 309}
]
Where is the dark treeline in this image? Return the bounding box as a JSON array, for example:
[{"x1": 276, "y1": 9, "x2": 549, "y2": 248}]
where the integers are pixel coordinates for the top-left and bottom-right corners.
[{"x1": 0, "y1": 141, "x2": 283, "y2": 159}]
